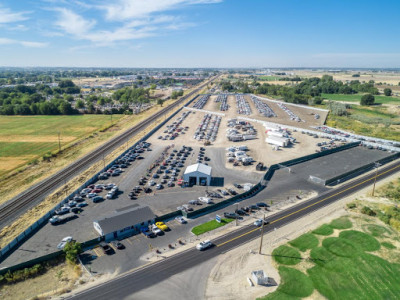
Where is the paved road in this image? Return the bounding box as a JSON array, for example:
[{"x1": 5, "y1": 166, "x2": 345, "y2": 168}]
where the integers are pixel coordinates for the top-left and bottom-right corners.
[{"x1": 68, "y1": 159, "x2": 400, "y2": 300}]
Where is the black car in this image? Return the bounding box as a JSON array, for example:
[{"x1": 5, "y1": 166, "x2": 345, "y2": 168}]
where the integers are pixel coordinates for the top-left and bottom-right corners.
[
  {"x1": 235, "y1": 209, "x2": 246, "y2": 215},
  {"x1": 250, "y1": 204, "x2": 259, "y2": 210},
  {"x1": 71, "y1": 207, "x2": 83, "y2": 214},
  {"x1": 233, "y1": 183, "x2": 242, "y2": 189},
  {"x1": 228, "y1": 189, "x2": 237, "y2": 195},
  {"x1": 256, "y1": 202, "x2": 268, "y2": 208},
  {"x1": 144, "y1": 187, "x2": 152, "y2": 193},
  {"x1": 112, "y1": 241, "x2": 125, "y2": 250},
  {"x1": 241, "y1": 206, "x2": 250, "y2": 212},
  {"x1": 224, "y1": 212, "x2": 240, "y2": 219},
  {"x1": 99, "y1": 242, "x2": 112, "y2": 255}
]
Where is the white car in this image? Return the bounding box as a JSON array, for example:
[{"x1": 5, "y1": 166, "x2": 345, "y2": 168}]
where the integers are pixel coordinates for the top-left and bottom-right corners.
[
  {"x1": 175, "y1": 216, "x2": 187, "y2": 224},
  {"x1": 151, "y1": 224, "x2": 162, "y2": 235},
  {"x1": 196, "y1": 240, "x2": 213, "y2": 251},
  {"x1": 254, "y1": 219, "x2": 269, "y2": 227},
  {"x1": 148, "y1": 180, "x2": 156, "y2": 186},
  {"x1": 57, "y1": 236, "x2": 73, "y2": 249},
  {"x1": 87, "y1": 193, "x2": 97, "y2": 198},
  {"x1": 198, "y1": 197, "x2": 212, "y2": 204},
  {"x1": 106, "y1": 191, "x2": 115, "y2": 199}
]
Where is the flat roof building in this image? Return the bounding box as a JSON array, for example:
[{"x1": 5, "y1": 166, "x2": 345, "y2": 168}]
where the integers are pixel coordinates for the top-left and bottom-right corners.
[{"x1": 93, "y1": 205, "x2": 155, "y2": 241}]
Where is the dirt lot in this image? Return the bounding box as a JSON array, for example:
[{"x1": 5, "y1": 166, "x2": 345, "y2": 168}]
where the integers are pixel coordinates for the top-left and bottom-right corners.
[{"x1": 147, "y1": 106, "x2": 331, "y2": 173}]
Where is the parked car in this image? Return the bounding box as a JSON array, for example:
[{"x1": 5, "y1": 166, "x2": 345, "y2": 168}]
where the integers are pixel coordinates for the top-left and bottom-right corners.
[
  {"x1": 71, "y1": 207, "x2": 83, "y2": 214},
  {"x1": 142, "y1": 229, "x2": 156, "y2": 238},
  {"x1": 57, "y1": 236, "x2": 73, "y2": 249},
  {"x1": 55, "y1": 207, "x2": 70, "y2": 215},
  {"x1": 196, "y1": 240, "x2": 213, "y2": 251},
  {"x1": 151, "y1": 224, "x2": 163, "y2": 235},
  {"x1": 199, "y1": 197, "x2": 212, "y2": 204},
  {"x1": 99, "y1": 242, "x2": 112, "y2": 254},
  {"x1": 155, "y1": 221, "x2": 169, "y2": 231},
  {"x1": 256, "y1": 202, "x2": 268, "y2": 208},
  {"x1": 175, "y1": 216, "x2": 187, "y2": 224},
  {"x1": 77, "y1": 202, "x2": 88, "y2": 208},
  {"x1": 224, "y1": 212, "x2": 240, "y2": 219},
  {"x1": 235, "y1": 209, "x2": 246, "y2": 215},
  {"x1": 112, "y1": 241, "x2": 124, "y2": 249},
  {"x1": 92, "y1": 196, "x2": 104, "y2": 203}
]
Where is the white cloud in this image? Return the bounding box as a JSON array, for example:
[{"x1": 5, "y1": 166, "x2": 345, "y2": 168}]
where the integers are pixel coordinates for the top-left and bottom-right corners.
[
  {"x1": 51, "y1": 0, "x2": 221, "y2": 46},
  {"x1": 0, "y1": 37, "x2": 47, "y2": 48},
  {"x1": 100, "y1": 0, "x2": 222, "y2": 21},
  {"x1": 0, "y1": 5, "x2": 30, "y2": 24},
  {"x1": 54, "y1": 7, "x2": 96, "y2": 36}
]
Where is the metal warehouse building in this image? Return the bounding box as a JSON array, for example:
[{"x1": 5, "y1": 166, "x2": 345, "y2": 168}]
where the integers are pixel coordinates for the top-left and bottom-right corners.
[
  {"x1": 93, "y1": 205, "x2": 155, "y2": 241},
  {"x1": 183, "y1": 163, "x2": 212, "y2": 186}
]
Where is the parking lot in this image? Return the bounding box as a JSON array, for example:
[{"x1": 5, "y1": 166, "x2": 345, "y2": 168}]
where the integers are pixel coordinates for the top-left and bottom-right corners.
[{"x1": 0, "y1": 93, "x2": 392, "y2": 273}]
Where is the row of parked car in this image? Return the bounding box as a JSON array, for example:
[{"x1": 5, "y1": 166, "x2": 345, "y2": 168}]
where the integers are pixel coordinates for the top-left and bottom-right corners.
[
  {"x1": 223, "y1": 202, "x2": 269, "y2": 219},
  {"x1": 193, "y1": 114, "x2": 221, "y2": 142},
  {"x1": 235, "y1": 94, "x2": 252, "y2": 115},
  {"x1": 251, "y1": 95, "x2": 276, "y2": 118},
  {"x1": 277, "y1": 102, "x2": 301, "y2": 122},
  {"x1": 193, "y1": 94, "x2": 210, "y2": 109},
  {"x1": 158, "y1": 111, "x2": 191, "y2": 141},
  {"x1": 215, "y1": 94, "x2": 229, "y2": 111}
]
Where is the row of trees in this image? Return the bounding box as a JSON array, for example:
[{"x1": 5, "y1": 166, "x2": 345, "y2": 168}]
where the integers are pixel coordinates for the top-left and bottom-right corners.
[
  {"x1": 221, "y1": 75, "x2": 395, "y2": 106},
  {"x1": 0, "y1": 80, "x2": 81, "y2": 115}
]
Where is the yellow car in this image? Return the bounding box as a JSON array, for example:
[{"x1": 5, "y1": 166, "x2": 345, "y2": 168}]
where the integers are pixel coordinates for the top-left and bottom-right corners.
[{"x1": 155, "y1": 222, "x2": 169, "y2": 231}]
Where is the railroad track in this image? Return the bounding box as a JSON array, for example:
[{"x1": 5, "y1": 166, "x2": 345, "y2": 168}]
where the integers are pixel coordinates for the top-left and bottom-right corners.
[{"x1": 0, "y1": 77, "x2": 216, "y2": 227}]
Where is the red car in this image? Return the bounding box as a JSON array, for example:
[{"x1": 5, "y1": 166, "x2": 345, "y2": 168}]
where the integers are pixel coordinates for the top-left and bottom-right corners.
[{"x1": 92, "y1": 188, "x2": 102, "y2": 193}]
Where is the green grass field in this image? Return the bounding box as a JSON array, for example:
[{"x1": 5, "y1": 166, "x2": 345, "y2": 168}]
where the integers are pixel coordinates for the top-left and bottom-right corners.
[
  {"x1": 265, "y1": 218, "x2": 400, "y2": 300},
  {"x1": 191, "y1": 218, "x2": 233, "y2": 236},
  {"x1": 321, "y1": 93, "x2": 400, "y2": 104},
  {"x1": 0, "y1": 115, "x2": 123, "y2": 174},
  {"x1": 271, "y1": 245, "x2": 302, "y2": 265},
  {"x1": 257, "y1": 76, "x2": 281, "y2": 81}
]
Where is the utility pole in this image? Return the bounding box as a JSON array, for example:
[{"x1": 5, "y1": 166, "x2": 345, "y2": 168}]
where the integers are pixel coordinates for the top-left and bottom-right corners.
[
  {"x1": 372, "y1": 162, "x2": 381, "y2": 196},
  {"x1": 102, "y1": 153, "x2": 105, "y2": 170},
  {"x1": 58, "y1": 131, "x2": 61, "y2": 152},
  {"x1": 235, "y1": 203, "x2": 239, "y2": 226},
  {"x1": 259, "y1": 214, "x2": 265, "y2": 254}
]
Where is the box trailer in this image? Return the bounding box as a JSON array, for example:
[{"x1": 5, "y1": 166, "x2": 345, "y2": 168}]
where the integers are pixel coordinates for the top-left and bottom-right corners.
[
  {"x1": 265, "y1": 136, "x2": 289, "y2": 147},
  {"x1": 243, "y1": 134, "x2": 257, "y2": 140},
  {"x1": 268, "y1": 131, "x2": 285, "y2": 138}
]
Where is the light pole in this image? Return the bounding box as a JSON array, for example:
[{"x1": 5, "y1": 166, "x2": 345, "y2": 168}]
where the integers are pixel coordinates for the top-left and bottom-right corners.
[
  {"x1": 258, "y1": 213, "x2": 266, "y2": 254},
  {"x1": 372, "y1": 162, "x2": 381, "y2": 197}
]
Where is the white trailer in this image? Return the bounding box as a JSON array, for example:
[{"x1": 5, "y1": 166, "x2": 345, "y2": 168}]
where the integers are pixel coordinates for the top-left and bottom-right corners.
[
  {"x1": 243, "y1": 134, "x2": 257, "y2": 140},
  {"x1": 265, "y1": 136, "x2": 290, "y2": 147},
  {"x1": 268, "y1": 131, "x2": 285, "y2": 138}
]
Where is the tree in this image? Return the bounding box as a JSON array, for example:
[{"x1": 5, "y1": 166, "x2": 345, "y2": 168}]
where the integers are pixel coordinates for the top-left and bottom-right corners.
[
  {"x1": 58, "y1": 80, "x2": 75, "y2": 88},
  {"x1": 360, "y1": 93, "x2": 375, "y2": 106},
  {"x1": 384, "y1": 88, "x2": 392, "y2": 96},
  {"x1": 157, "y1": 99, "x2": 164, "y2": 107},
  {"x1": 63, "y1": 241, "x2": 82, "y2": 264},
  {"x1": 150, "y1": 84, "x2": 157, "y2": 90},
  {"x1": 75, "y1": 99, "x2": 85, "y2": 109}
]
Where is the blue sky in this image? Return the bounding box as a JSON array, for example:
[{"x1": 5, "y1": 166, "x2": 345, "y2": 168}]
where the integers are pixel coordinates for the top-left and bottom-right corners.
[{"x1": 1, "y1": 0, "x2": 400, "y2": 68}]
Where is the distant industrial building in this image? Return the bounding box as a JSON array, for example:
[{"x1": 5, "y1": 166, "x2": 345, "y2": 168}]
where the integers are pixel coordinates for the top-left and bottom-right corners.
[
  {"x1": 183, "y1": 163, "x2": 212, "y2": 186},
  {"x1": 93, "y1": 205, "x2": 155, "y2": 241}
]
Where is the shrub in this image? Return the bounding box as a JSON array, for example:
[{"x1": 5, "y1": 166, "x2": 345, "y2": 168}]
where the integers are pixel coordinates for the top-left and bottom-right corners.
[
  {"x1": 360, "y1": 94, "x2": 375, "y2": 106},
  {"x1": 361, "y1": 206, "x2": 376, "y2": 216}
]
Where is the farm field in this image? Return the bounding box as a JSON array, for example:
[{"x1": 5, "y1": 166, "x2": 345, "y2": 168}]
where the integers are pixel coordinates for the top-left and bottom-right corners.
[
  {"x1": 0, "y1": 115, "x2": 123, "y2": 175},
  {"x1": 321, "y1": 93, "x2": 400, "y2": 104},
  {"x1": 261, "y1": 216, "x2": 400, "y2": 300}
]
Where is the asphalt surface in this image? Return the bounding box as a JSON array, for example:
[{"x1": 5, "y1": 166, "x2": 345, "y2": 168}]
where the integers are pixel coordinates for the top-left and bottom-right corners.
[{"x1": 68, "y1": 159, "x2": 400, "y2": 300}]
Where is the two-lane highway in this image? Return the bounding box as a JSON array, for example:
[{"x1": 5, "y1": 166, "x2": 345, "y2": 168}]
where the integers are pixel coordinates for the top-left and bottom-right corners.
[{"x1": 68, "y1": 159, "x2": 400, "y2": 300}]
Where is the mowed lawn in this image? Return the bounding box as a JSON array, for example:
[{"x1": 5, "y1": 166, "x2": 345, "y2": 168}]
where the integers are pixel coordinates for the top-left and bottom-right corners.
[
  {"x1": 321, "y1": 93, "x2": 400, "y2": 104},
  {"x1": 0, "y1": 115, "x2": 122, "y2": 174},
  {"x1": 260, "y1": 218, "x2": 400, "y2": 300}
]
